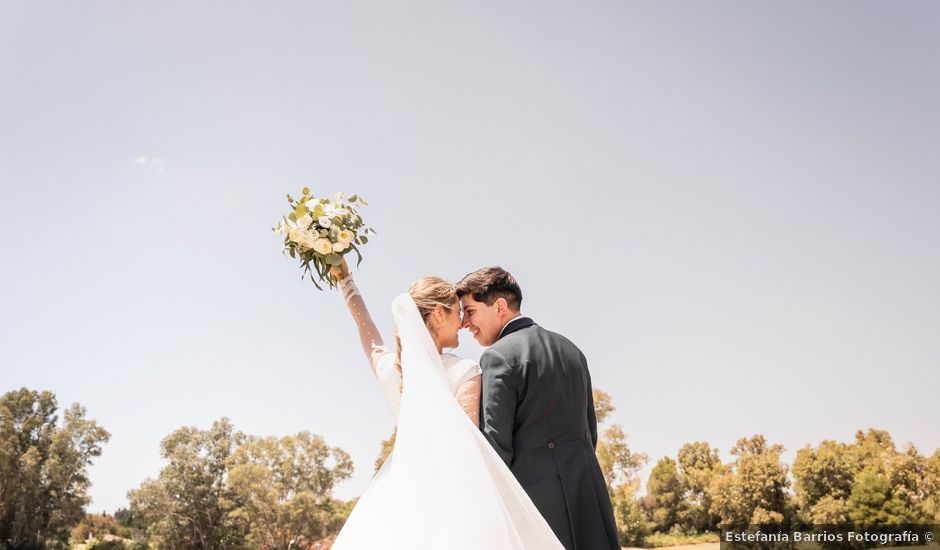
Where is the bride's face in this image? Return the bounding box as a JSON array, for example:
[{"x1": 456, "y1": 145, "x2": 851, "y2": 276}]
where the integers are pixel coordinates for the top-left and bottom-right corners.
[{"x1": 431, "y1": 303, "x2": 461, "y2": 350}]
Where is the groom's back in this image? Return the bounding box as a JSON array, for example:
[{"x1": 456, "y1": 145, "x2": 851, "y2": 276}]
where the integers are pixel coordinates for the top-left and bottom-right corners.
[
  {"x1": 490, "y1": 325, "x2": 594, "y2": 451},
  {"x1": 482, "y1": 321, "x2": 619, "y2": 550}
]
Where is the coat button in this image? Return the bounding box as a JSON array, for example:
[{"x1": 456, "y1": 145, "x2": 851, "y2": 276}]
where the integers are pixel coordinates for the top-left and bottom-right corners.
[{"x1": 547, "y1": 441, "x2": 555, "y2": 450}]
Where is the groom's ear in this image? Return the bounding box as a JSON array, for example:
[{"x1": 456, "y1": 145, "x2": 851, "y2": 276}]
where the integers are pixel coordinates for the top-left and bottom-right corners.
[{"x1": 495, "y1": 297, "x2": 509, "y2": 316}]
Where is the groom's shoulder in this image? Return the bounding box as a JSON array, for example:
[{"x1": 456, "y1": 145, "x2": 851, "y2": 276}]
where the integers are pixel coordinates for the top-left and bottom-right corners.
[
  {"x1": 481, "y1": 328, "x2": 532, "y2": 366},
  {"x1": 516, "y1": 324, "x2": 586, "y2": 359},
  {"x1": 490, "y1": 323, "x2": 578, "y2": 355},
  {"x1": 539, "y1": 325, "x2": 585, "y2": 354},
  {"x1": 482, "y1": 325, "x2": 585, "y2": 369}
]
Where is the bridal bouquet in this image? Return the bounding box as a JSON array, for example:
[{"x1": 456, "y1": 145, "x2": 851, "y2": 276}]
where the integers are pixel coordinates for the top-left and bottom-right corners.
[{"x1": 273, "y1": 189, "x2": 376, "y2": 289}]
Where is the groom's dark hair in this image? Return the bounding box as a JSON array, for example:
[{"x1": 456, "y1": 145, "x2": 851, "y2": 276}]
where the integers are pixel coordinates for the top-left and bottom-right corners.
[{"x1": 456, "y1": 267, "x2": 522, "y2": 312}]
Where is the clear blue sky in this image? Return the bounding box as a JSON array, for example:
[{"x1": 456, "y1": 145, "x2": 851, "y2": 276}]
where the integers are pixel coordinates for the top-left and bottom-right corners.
[{"x1": 2, "y1": 1, "x2": 938, "y2": 513}]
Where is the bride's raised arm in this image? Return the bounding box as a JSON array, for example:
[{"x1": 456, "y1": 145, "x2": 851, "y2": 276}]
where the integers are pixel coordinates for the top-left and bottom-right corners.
[{"x1": 331, "y1": 260, "x2": 387, "y2": 374}]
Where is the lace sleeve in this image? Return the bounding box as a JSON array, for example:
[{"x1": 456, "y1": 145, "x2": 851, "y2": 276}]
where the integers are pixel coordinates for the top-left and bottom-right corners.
[
  {"x1": 338, "y1": 275, "x2": 386, "y2": 374},
  {"x1": 454, "y1": 374, "x2": 482, "y2": 427},
  {"x1": 374, "y1": 347, "x2": 402, "y2": 422}
]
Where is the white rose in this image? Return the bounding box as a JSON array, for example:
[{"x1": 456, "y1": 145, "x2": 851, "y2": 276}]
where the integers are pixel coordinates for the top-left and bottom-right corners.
[
  {"x1": 313, "y1": 238, "x2": 333, "y2": 255},
  {"x1": 337, "y1": 229, "x2": 355, "y2": 244},
  {"x1": 318, "y1": 216, "x2": 332, "y2": 228},
  {"x1": 333, "y1": 192, "x2": 346, "y2": 203},
  {"x1": 296, "y1": 212, "x2": 313, "y2": 229},
  {"x1": 333, "y1": 208, "x2": 349, "y2": 218},
  {"x1": 295, "y1": 229, "x2": 318, "y2": 250},
  {"x1": 288, "y1": 225, "x2": 302, "y2": 242},
  {"x1": 332, "y1": 241, "x2": 349, "y2": 253}
]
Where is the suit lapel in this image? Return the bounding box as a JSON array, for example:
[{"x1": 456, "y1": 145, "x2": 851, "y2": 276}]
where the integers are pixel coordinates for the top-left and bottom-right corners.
[{"x1": 497, "y1": 317, "x2": 536, "y2": 341}]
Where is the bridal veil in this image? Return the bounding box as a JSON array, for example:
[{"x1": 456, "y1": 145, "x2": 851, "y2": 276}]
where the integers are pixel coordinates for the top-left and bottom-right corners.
[{"x1": 331, "y1": 293, "x2": 564, "y2": 549}]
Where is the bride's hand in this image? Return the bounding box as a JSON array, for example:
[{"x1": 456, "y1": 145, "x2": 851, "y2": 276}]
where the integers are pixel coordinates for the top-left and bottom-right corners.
[{"x1": 330, "y1": 257, "x2": 351, "y2": 282}]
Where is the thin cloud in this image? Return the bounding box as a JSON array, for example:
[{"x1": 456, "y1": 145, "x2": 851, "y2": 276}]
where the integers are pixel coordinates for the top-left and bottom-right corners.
[{"x1": 133, "y1": 155, "x2": 167, "y2": 172}]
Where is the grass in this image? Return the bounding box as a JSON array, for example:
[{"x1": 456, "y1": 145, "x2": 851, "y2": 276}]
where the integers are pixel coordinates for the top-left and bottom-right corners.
[{"x1": 643, "y1": 532, "x2": 721, "y2": 548}]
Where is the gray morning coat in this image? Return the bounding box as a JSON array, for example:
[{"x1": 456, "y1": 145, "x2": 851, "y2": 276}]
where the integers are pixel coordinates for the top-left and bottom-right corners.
[{"x1": 479, "y1": 317, "x2": 621, "y2": 550}]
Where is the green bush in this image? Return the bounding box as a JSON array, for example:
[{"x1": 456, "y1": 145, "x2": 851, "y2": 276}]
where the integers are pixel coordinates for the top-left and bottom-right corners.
[
  {"x1": 644, "y1": 528, "x2": 719, "y2": 548},
  {"x1": 610, "y1": 484, "x2": 650, "y2": 546}
]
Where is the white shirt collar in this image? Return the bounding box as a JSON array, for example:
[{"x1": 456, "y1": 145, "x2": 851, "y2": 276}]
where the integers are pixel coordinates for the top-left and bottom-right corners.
[{"x1": 497, "y1": 315, "x2": 524, "y2": 339}]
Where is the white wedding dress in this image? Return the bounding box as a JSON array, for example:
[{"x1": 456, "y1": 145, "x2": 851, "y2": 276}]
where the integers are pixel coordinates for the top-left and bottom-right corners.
[
  {"x1": 331, "y1": 294, "x2": 564, "y2": 550},
  {"x1": 372, "y1": 339, "x2": 481, "y2": 427}
]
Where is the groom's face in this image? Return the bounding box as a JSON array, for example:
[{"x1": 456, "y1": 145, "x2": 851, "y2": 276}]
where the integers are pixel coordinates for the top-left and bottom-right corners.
[{"x1": 460, "y1": 296, "x2": 505, "y2": 347}]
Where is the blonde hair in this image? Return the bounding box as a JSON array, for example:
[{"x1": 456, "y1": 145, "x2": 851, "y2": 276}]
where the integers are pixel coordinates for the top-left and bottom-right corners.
[{"x1": 394, "y1": 277, "x2": 458, "y2": 392}]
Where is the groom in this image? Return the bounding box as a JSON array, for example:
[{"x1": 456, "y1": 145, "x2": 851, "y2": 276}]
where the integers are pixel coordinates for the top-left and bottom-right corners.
[{"x1": 457, "y1": 267, "x2": 621, "y2": 550}]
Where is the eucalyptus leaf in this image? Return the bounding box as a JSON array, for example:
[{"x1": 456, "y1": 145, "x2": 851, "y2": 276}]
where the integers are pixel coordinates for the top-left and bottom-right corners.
[
  {"x1": 325, "y1": 253, "x2": 342, "y2": 266},
  {"x1": 350, "y1": 244, "x2": 363, "y2": 267},
  {"x1": 310, "y1": 272, "x2": 323, "y2": 290}
]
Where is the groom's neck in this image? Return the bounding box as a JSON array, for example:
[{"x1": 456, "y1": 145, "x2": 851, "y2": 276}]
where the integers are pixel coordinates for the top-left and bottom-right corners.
[{"x1": 497, "y1": 313, "x2": 523, "y2": 339}]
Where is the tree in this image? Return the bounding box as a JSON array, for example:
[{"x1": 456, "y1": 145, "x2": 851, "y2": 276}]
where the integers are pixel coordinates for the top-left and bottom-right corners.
[
  {"x1": 644, "y1": 457, "x2": 685, "y2": 532},
  {"x1": 591, "y1": 388, "x2": 649, "y2": 544},
  {"x1": 114, "y1": 507, "x2": 145, "y2": 531},
  {"x1": 225, "y1": 431, "x2": 354, "y2": 549},
  {"x1": 127, "y1": 418, "x2": 247, "y2": 550},
  {"x1": 708, "y1": 435, "x2": 790, "y2": 527},
  {"x1": 0, "y1": 388, "x2": 110, "y2": 549},
  {"x1": 129, "y1": 419, "x2": 355, "y2": 550},
  {"x1": 925, "y1": 450, "x2": 940, "y2": 522},
  {"x1": 593, "y1": 389, "x2": 615, "y2": 424},
  {"x1": 849, "y1": 429, "x2": 896, "y2": 474},
  {"x1": 87, "y1": 540, "x2": 128, "y2": 550},
  {"x1": 792, "y1": 440, "x2": 855, "y2": 522},
  {"x1": 611, "y1": 481, "x2": 649, "y2": 546},
  {"x1": 596, "y1": 425, "x2": 648, "y2": 492},
  {"x1": 847, "y1": 473, "x2": 930, "y2": 524},
  {"x1": 592, "y1": 391, "x2": 647, "y2": 492},
  {"x1": 676, "y1": 441, "x2": 723, "y2": 531},
  {"x1": 374, "y1": 429, "x2": 396, "y2": 472},
  {"x1": 792, "y1": 429, "x2": 936, "y2": 524},
  {"x1": 69, "y1": 513, "x2": 125, "y2": 546},
  {"x1": 883, "y1": 443, "x2": 933, "y2": 513}
]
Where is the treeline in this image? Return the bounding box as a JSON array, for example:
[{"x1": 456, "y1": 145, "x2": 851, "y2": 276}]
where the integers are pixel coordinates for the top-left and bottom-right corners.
[
  {"x1": 1, "y1": 389, "x2": 353, "y2": 550},
  {"x1": 0, "y1": 389, "x2": 110, "y2": 549},
  {"x1": 3, "y1": 387, "x2": 939, "y2": 550},
  {"x1": 591, "y1": 390, "x2": 940, "y2": 546}
]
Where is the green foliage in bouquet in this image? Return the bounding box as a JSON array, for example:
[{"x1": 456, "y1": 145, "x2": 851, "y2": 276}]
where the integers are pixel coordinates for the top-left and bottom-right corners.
[{"x1": 273, "y1": 189, "x2": 376, "y2": 290}]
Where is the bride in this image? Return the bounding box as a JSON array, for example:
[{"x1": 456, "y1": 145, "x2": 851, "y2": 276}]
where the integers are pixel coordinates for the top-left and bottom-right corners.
[{"x1": 329, "y1": 260, "x2": 564, "y2": 549}]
